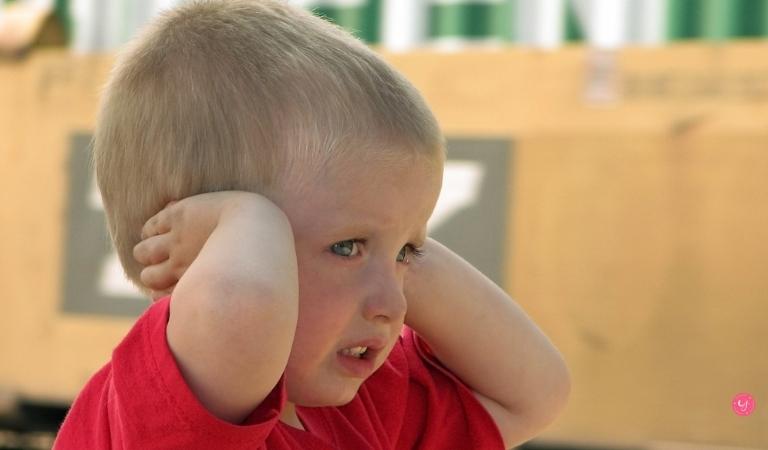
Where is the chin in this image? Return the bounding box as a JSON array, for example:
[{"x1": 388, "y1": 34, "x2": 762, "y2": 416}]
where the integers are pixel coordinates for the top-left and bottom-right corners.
[{"x1": 288, "y1": 380, "x2": 363, "y2": 407}]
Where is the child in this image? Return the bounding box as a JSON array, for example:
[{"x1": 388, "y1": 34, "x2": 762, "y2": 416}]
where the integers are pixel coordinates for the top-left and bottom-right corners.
[{"x1": 54, "y1": 1, "x2": 570, "y2": 448}]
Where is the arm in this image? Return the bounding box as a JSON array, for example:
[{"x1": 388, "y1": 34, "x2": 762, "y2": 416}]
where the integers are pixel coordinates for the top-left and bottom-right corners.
[
  {"x1": 404, "y1": 238, "x2": 571, "y2": 448},
  {"x1": 134, "y1": 192, "x2": 298, "y2": 424}
]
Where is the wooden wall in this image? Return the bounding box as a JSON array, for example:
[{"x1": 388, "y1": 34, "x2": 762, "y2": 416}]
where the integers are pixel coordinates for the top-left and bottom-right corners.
[
  {"x1": 1, "y1": 43, "x2": 767, "y2": 448},
  {"x1": 385, "y1": 43, "x2": 768, "y2": 448}
]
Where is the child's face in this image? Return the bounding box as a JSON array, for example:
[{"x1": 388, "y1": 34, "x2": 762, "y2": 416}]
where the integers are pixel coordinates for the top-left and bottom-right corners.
[{"x1": 275, "y1": 153, "x2": 443, "y2": 406}]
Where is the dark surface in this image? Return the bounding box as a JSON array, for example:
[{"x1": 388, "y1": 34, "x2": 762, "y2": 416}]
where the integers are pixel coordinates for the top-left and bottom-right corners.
[{"x1": 521, "y1": 442, "x2": 642, "y2": 450}]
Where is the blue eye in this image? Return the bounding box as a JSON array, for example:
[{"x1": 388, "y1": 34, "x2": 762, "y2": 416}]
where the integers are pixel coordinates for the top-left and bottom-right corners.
[
  {"x1": 331, "y1": 240, "x2": 360, "y2": 257},
  {"x1": 397, "y1": 244, "x2": 424, "y2": 264}
]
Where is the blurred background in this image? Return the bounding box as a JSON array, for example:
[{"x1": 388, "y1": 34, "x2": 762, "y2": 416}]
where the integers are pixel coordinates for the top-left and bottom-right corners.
[{"x1": 1, "y1": 1, "x2": 767, "y2": 449}]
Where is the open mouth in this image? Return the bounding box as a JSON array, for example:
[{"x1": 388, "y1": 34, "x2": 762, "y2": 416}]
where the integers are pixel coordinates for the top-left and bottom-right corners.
[
  {"x1": 339, "y1": 346, "x2": 369, "y2": 359},
  {"x1": 336, "y1": 341, "x2": 385, "y2": 377}
]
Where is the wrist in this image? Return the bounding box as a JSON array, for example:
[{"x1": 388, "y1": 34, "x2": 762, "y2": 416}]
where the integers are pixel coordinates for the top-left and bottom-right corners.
[
  {"x1": 403, "y1": 239, "x2": 441, "y2": 328},
  {"x1": 219, "y1": 191, "x2": 290, "y2": 229}
]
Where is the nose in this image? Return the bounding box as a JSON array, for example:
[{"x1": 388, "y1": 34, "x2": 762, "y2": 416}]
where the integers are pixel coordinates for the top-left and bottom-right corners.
[{"x1": 361, "y1": 264, "x2": 407, "y2": 323}]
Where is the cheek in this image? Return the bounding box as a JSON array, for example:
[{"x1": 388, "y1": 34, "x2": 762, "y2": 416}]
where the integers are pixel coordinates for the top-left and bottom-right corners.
[{"x1": 294, "y1": 255, "x2": 363, "y2": 337}]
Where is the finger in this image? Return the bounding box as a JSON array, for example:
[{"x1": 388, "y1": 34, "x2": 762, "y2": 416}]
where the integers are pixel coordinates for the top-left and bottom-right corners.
[
  {"x1": 140, "y1": 260, "x2": 179, "y2": 292},
  {"x1": 141, "y1": 212, "x2": 171, "y2": 240},
  {"x1": 141, "y1": 206, "x2": 174, "y2": 240},
  {"x1": 133, "y1": 234, "x2": 171, "y2": 266}
]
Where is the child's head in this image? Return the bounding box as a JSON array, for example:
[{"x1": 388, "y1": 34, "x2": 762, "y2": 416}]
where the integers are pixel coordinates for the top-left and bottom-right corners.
[
  {"x1": 278, "y1": 146, "x2": 443, "y2": 406},
  {"x1": 95, "y1": 0, "x2": 445, "y2": 289}
]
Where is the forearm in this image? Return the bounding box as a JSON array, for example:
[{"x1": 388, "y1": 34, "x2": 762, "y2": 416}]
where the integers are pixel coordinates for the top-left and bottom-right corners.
[
  {"x1": 169, "y1": 194, "x2": 299, "y2": 423},
  {"x1": 404, "y1": 239, "x2": 570, "y2": 446},
  {"x1": 194, "y1": 196, "x2": 299, "y2": 299}
]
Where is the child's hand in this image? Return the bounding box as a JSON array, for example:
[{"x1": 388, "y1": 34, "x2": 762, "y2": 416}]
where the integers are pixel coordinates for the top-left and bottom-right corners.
[
  {"x1": 133, "y1": 192, "x2": 250, "y2": 300},
  {"x1": 134, "y1": 190, "x2": 298, "y2": 423}
]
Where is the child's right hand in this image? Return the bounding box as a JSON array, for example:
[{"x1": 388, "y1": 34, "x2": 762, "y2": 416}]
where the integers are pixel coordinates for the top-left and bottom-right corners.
[
  {"x1": 133, "y1": 192, "x2": 237, "y2": 300},
  {"x1": 133, "y1": 190, "x2": 299, "y2": 424}
]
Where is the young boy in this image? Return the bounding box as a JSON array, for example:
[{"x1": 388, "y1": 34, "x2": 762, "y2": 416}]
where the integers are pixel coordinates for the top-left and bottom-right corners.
[{"x1": 54, "y1": 1, "x2": 570, "y2": 448}]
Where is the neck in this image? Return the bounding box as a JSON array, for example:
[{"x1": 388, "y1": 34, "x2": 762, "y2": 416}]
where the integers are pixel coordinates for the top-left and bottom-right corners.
[{"x1": 280, "y1": 402, "x2": 304, "y2": 430}]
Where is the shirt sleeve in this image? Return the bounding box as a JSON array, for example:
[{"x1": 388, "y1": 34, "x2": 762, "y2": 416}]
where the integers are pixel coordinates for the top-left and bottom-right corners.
[
  {"x1": 62, "y1": 296, "x2": 286, "y2": 450},
  {"x1": 394, "y1": 326, "x2": 506, "y2": 450}
]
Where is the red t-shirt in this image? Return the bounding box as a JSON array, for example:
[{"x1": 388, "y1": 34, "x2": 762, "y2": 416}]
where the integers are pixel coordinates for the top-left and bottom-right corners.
[{"x1": 54, "y1": 297, "x2": 504, "y2": 449}]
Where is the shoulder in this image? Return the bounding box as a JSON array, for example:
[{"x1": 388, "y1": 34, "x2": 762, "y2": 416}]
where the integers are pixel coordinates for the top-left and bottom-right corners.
[
  {"x1": 55, "y1": 300, "x2": 169, "y2": 450},
  {"x1": 54, "y1": 363, "x2": 113, "y2": 449},
  {"x1": 57, "y1": 298, "x2": 288, "y2": 449},
  {"x1": 112, "y1": 297, "x2": 287, "y2": 446}
]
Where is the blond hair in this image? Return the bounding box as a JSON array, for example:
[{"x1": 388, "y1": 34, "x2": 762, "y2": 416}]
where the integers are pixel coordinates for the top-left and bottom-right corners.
[{"x1": 94, "y1": 0, "x2": 444, "y2": 288}]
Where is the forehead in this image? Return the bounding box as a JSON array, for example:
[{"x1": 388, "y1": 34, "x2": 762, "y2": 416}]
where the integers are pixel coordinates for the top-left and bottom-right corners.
[{"x1": 281, "y1": 156, "x2": 443, "y2": 241}]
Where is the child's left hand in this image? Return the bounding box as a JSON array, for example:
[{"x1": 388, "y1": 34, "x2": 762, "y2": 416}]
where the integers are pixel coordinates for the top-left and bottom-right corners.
[{"x1": 404, "y1": 238, "x2": 571, "y2": 448}]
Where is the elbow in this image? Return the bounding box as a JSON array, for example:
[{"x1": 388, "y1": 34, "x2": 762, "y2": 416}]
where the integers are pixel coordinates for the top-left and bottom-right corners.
[
  {"x1": 549, "y1": 362, "x2": 572, "y2": 424},
  {"x1": 209, "y1": 275, "x2": 298, "y2": 328},
  {"x1": 525, "y1": 354, "x2": 572, "y2": 434},
  {"x1": 177, "y1": 267, "x2": 299, "y2": 346},
  {"x1": 502, "y1": 355, "x2": 572, "y2": 448}
]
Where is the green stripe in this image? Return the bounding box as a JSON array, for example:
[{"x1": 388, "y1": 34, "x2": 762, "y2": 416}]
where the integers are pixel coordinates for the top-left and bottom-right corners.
[
  {"x1": 702, "y1": 0, "x2": 738, "y2": 40},
  {"x1": 313, "y1": 6, "x2": 365, "y2": 36},
  {"x1": 667, "y1": 0, "x2": 768, "y2": 41},
  {"x1": 54, "y1": 0, "x2": 72, "y2": 43},
  {"x1": 429, "y1": 2, "x2": 513, "y2": 41},
  {"x1": 667, "y1": 0, "x2": 702, "y2": 40},
  {"x1": 361, "y1": 0, "x2": 380, "y2": 43},
  {"x1": 313, "y1": 2, "x2": 380, "y2": 43},
  {"x1": 564, "y1": 0, "x2": 584, "y2": 43},
  {"x1": 309, "y1": 0, "x2": 768, "y2": 46},
  {"x1": 734, "y1": 0, "x2": 768, "y2": 37}
]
